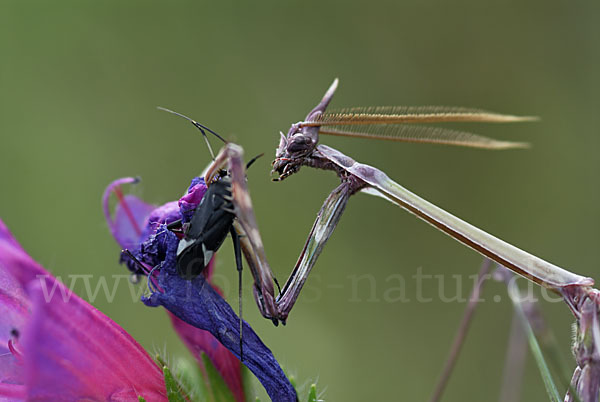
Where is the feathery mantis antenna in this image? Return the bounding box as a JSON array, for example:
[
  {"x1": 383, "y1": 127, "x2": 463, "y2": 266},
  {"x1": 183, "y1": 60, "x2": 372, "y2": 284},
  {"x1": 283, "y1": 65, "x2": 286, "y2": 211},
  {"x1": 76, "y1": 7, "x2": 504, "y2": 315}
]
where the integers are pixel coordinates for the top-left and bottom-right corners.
[{"x1": 157, "y1": 106, "x2": 227, "y2": 160}]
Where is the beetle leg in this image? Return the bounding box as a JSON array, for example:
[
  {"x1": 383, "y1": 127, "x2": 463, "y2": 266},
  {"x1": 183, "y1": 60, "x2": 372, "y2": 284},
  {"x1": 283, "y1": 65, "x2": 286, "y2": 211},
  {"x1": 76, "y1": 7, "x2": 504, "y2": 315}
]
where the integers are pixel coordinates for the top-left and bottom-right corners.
[
  {"x1": 219, "y1": 144, "x2": 281, "y2": 323},
  {"x1": 166, "y1": 218, "x2": 183, "y2": 231},
  {"x1": 230, "y1": 226, "x2": 244, "y2": 362}
]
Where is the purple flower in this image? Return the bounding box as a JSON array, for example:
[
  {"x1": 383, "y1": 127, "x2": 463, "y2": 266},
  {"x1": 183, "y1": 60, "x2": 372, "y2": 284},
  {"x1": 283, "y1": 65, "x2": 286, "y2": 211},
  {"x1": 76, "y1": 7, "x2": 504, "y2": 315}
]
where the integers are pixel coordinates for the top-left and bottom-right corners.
[
  {"x1": 103, "y1": 177, "x2": 297, "y2": 402},
  {"x1": 169, "y1": 312, "x2": 246, "y2": 401},
  {"x1": 0, "y1": 219, "x2": 167, "y2": 401}
]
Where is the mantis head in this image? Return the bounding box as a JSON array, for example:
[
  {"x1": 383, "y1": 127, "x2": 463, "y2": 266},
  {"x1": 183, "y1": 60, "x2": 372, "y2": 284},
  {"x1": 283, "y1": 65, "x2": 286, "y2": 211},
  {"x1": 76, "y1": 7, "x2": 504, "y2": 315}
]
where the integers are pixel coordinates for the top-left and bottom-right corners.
[{"x1": 272, "y1": 78, "x2": 339, "y2": 181}]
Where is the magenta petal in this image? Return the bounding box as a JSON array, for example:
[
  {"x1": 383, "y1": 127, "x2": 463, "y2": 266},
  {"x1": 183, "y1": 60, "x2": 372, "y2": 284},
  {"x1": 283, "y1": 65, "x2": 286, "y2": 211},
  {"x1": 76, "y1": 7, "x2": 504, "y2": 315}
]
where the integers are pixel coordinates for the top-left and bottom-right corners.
[
  {"x1": 142, "y1": 201, "x2": 181, "y2": 237},
  {"x1": 0, "y1": 260, "x2": 29, "y2": 345},
  {"x1": 102, "y1": 178, "x2": 156, "y2": 250},
  {"x1": 0, "y1": 273, "x2": 28, "y2": 337},
  {"x1": 178, "y1": 179, "x2": 207, "y2": 223},
  {"x1": 0, "y1": 383, "x2": 26, "y2": 400},
  {"x1": 0, "y1": 221, "x2": 47, "y2": 288},
  {"x1": 0, "y1": 220, "x2": 25, "y2": 252},
  {"x1": 23, "y1": 278, "x2": 167, "y2": 401},
  {"x1": 0, "y1": 220, "x2": 41, "y2": 390},
  {"x1": 0, "y1": 266, "x2": 28, "y2": 386},
  {"x1": 113, "y1": 195, "x2": 156, "y2": 250},
  {"x1": 0, "y1": 219, "x2": 167, "y2": 400}
]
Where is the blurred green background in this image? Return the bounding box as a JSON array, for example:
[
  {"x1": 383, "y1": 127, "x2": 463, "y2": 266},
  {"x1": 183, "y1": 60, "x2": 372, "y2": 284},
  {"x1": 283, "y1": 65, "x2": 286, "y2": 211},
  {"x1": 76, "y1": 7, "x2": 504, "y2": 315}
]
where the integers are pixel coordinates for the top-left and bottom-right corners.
[{"x1": 1, "y1": 1, "x2": 598, "y2": 400}]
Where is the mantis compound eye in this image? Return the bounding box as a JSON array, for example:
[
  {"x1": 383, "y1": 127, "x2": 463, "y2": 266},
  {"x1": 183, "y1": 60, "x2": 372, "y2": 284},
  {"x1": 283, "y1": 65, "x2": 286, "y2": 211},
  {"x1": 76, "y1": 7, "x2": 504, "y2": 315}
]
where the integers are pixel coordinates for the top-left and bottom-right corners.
[{"x1": 287, "y1": 134, "x2": 313, "y2": 153}]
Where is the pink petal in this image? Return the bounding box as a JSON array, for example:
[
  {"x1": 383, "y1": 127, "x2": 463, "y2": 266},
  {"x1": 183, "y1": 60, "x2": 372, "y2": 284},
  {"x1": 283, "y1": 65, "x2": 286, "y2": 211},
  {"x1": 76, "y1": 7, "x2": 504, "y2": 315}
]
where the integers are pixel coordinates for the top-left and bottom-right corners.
[
  {"x1": 102, "y1": 178, "x2": 156, "y2": 250},
  {"x1": 0, "y1": 272, "x2": 28, "y2": 342},
  {"x1": 0, "y1": 220, "x2": 25, "y2": 252},
  {"x1": 178, "y1": 180, "x2": 207, "y2": 221},
  {"x1": 0, "y1": 383, "x2": 26, "y2": 400},
  {"x1": 23, "y1": 278, "x2": 167, "y2": 401},
  {"x1": 0, "y1": 220, "x2": 41, "y2": 391},
  {"x1": 0, "y1": 221, "x2": 47, "y2": 288},
  {"x1": 0, "y1": 219, "x2": 166, "y2": 401},
  {"x1": 143, "y1": 201, "x2": 181, "y2": 236},
  {"x1": 0, "y1": 268, "x2": 28, "y2": 387}
]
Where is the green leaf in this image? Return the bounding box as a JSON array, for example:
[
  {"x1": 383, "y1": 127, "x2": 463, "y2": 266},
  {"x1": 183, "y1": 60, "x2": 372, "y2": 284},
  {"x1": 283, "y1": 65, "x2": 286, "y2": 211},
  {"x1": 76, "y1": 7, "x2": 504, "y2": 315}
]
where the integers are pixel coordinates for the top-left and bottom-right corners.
[
  {"x1": 201, "y1": 352, "x2": 237, "y2": 402},
  {"x1": 156, "y1": 354, "x2": 168, "y2": 368},
  {"x1": 307, "y1": 384, "x2": 317, "y2": 402},
  {"x1": 241, "y1": 362, "x2": 255, "y2": 401},
  {"x1": 163, "y1": 364, "x2": 187, "y2": 402},
  {"x1": 176, "y1": 357, "x2": 211, "y2": 402},
  {"x1": 138, "y1": 397, "x2": 146, "y2": 402},
  {"x1": 288, "y1": 374, "x2": 297, "y2": 390}
]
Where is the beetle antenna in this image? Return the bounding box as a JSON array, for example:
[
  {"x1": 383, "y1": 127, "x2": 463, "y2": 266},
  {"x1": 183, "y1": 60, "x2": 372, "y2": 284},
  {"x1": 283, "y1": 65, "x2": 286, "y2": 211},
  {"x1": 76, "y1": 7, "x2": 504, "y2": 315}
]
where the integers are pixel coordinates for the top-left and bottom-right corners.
[
  {"x1": 238, "y1": 263, "x2": 243, "y2": 361},
  {"x1": 195, "y1": 125, "x2": 216, "y2": 161},
  {"x1": 157, "y1": 106, "x2": 227, "y2": 160},
  {"x1": 246, "y1": 153, "x2": 264, "y2": 170}
]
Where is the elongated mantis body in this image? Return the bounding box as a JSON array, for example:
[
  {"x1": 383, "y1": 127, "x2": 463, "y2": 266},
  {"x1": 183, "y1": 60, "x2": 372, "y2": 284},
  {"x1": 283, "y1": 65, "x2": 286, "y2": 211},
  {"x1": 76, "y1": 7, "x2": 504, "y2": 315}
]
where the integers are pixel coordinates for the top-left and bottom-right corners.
[
  {"x1": 152, "y1": 82, "x2": 595, "y2": 328},
  {"x1": 270, "y1": 79, "x2": 593, "y2": 322},
  {"x1": 143, "y1": 83, "x2": 600, "y2": 401}
]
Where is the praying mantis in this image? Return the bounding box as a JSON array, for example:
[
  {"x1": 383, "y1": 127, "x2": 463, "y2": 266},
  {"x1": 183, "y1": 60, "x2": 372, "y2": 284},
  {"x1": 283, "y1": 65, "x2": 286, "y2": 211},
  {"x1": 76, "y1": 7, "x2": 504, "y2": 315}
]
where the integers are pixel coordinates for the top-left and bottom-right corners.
[
  {"x1": 119, "y1": 81, "x2": 599, "y2": 400},
  {"x1": 153, "y1": 79, "x2": 594, "y2": 328},
  {"x1": 270, "y1": 78, "x2": 594, "y2": 322}
]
